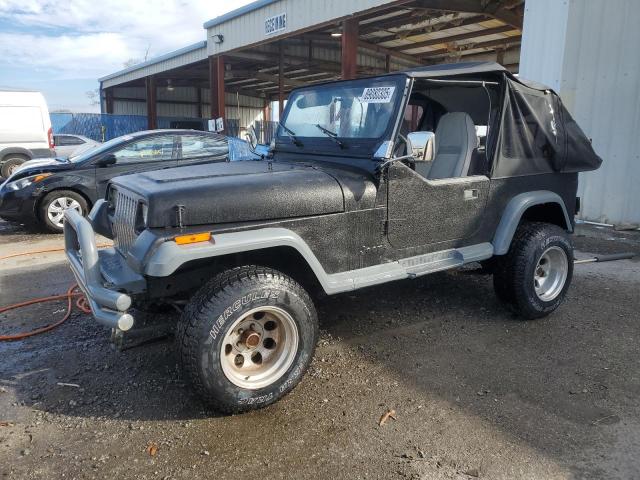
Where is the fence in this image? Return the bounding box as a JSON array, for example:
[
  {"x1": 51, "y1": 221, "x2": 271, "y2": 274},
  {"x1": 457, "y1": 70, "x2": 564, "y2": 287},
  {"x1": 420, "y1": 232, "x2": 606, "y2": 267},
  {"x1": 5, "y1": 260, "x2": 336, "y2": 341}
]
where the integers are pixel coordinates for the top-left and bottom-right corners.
[{"x1": 50, "y1": 113, "x2": 279, "y2": 144}]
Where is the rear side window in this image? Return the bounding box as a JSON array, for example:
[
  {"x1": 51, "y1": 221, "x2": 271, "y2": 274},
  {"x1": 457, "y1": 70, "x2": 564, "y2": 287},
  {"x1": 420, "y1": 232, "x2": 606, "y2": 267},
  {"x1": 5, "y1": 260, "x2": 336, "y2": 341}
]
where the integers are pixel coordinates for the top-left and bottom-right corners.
[
  {"x1": 113, "y1": 136, "x2": 175, "y2": 164},
  {"x1": 55, "y1": 135, "x2": 85, "y2": 146},
  {"x1": 179, "y1": 134, "x2": 228, "y2": 160}
]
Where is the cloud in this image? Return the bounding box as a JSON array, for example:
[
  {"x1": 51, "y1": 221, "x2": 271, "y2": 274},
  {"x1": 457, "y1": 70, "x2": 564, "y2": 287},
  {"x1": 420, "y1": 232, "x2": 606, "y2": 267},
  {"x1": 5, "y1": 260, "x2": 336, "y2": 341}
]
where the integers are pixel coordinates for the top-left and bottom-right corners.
[{"x1": 0, "y1": 0, "x2": 253, "y2": 79}]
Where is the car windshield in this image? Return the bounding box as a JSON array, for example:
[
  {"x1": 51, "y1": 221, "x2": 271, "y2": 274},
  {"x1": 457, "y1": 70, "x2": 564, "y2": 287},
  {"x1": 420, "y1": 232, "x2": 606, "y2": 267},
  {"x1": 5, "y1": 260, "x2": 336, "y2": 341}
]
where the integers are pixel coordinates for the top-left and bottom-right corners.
[
  {"x1": 280, "y1": 76, "x2": 405, "y2": 143},
  {"x1": 67, "y1": 135, "x2": 133, "y2": 163}
]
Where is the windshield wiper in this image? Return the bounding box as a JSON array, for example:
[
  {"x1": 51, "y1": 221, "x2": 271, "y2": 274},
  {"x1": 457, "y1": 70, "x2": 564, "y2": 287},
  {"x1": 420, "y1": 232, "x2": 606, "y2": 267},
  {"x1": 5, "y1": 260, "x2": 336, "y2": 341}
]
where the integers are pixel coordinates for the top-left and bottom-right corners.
[
  {"x1": 315, "y1": 124, "x2": 346, "y2": 149},
  {"x1": 278, "y1": 122, "x2": 303, "y2": 147}
]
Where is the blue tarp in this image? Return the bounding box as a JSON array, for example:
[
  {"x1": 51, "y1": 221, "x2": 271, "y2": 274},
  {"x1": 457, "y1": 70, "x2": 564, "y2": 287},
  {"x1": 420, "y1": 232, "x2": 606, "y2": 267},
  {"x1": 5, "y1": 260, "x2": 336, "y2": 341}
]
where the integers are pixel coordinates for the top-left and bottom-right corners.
[
  {"x1": 50, "y1": 113, "x2": 277, "y2": 144},
  {"x1": 51, "y1": 113, "x2": 150, "y2": 142}
]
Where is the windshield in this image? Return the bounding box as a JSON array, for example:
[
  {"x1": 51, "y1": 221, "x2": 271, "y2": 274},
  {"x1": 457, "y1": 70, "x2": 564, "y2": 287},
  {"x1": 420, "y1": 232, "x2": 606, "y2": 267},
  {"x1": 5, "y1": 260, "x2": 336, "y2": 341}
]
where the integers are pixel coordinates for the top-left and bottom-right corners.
[
  {"x1": 279, "y1": 75, "x2": 405, "y2": 147},
  {"x1": 67, "y1": 135, "x2": 133, "y2": 163}
]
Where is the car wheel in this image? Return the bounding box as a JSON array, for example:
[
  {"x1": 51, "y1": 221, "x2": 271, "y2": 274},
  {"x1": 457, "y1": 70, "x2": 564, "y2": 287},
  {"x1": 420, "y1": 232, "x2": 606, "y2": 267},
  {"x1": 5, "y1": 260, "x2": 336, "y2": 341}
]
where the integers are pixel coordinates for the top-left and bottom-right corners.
[
  {"x1": 1, "y1": 156, "x2": 27, "y2": 178},
  {"x1": 177, "y1": 265, "x2": 318, "y2": 413},
  {"x1": 39, "y1": 190, "x2": 88, "y2": 233},
  {"x1": 493, "y1": 222, "x2": 574, "y2": 319}
]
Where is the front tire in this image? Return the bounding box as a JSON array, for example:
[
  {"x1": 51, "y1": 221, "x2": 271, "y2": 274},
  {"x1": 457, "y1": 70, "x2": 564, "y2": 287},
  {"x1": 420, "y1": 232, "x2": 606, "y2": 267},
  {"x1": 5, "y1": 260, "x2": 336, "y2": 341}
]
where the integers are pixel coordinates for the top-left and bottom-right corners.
[
  {"x1": 39, "y1": 190, "x2": 88, "y2": 233},
  {"x1": 177, "y1": 266, "x2": 318, "y2": 413},
  {"x1": 493, "y1": 222, "x2": 573, "y2": 319}
]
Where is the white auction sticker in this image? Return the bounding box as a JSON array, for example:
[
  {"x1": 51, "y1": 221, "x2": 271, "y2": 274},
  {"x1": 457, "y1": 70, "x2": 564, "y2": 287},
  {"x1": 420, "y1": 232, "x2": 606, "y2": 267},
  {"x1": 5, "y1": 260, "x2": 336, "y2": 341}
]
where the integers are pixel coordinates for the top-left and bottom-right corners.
[{"x1": 361, "y1": 86, "x2": 396, "y2": 103}]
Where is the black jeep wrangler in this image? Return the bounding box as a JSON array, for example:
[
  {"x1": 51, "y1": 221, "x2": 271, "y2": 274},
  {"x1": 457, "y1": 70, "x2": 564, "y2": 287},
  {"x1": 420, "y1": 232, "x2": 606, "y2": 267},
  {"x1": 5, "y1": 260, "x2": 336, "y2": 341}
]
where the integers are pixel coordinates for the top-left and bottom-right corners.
[{"x1": 64, "y1": 62, "x2": 601, "y2": 412}]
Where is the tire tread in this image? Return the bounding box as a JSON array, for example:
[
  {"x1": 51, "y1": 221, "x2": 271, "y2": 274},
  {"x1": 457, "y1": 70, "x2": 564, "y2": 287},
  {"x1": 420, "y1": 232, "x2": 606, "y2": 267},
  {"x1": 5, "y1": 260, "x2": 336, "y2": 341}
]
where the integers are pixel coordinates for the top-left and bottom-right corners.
[
  {"x1": 177, "y1": 265, "x2": 316, "y2": 413},
  {"x1": 493, "y1": 222, "x2": 573, "y2": 319}
]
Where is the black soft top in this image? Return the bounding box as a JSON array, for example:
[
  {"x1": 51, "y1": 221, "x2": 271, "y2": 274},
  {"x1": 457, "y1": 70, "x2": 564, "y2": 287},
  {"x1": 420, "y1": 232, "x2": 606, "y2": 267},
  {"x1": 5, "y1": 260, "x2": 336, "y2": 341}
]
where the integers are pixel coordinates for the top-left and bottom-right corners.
[
  {"x1": 403, "y1": 61, "x2": 549, "y2": 90},
  {"x1": 400, "y1": 61, "x2": 602, "y2": 177}
]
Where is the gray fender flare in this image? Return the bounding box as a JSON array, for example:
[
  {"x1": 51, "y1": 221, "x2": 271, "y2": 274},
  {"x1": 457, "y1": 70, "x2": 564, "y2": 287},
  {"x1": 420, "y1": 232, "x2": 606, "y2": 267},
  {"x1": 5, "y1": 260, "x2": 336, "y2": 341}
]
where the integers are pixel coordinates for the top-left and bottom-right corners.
[
  {"x1": 492, "y1": 191, "x2": 572, "y2": 255},
  {"x1": 141, "y1": 228, "x2": 496, "y2": 296},
  {"x1": 144, "y1": 227, "x2": 344, "y2": 293},
  {"x1": 0, "y1": 147, "x2": 33, "y2": 162}
]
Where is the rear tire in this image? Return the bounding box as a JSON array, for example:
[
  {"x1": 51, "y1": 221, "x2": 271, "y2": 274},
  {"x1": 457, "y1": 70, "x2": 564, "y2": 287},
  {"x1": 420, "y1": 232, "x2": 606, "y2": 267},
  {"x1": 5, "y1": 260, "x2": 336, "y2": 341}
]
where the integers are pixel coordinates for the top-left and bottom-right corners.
[
  {"x1": 39, "y1": 190, "x2": 88, "y2": 233},
  {"x1": 493, "y1": 222, "x2": 573, "y2": 319},
  {"x1": 177, "y1": 266, "x2": 318, "y2": 413},
  {"x1": 1, "y1": 156, "x2": 27, "y2": 178}
]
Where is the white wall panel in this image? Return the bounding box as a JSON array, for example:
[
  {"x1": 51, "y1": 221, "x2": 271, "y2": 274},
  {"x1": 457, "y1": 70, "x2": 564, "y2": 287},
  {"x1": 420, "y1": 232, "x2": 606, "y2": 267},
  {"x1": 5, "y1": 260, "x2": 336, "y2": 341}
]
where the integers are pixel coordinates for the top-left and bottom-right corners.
[
  {"x1": 113, "y1": 100, "x2": 145, "y2": 116},
  {"x1": 520, "y1": 0, "x2": 640, "y2": 225},
  {"x1": 157, "y1": 103, "x2": 198, "y2": 118}
]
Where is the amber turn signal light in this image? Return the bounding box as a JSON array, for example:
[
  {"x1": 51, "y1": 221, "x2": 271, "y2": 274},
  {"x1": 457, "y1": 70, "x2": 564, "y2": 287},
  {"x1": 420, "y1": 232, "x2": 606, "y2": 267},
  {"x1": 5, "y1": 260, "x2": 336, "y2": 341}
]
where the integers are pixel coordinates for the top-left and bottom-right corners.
[
  {"x1": 174, "y1": 232, "x2": 212, "y2": 245},
  {"x1": 34, "y1": 173, "x2": 53, "y2": 183}
]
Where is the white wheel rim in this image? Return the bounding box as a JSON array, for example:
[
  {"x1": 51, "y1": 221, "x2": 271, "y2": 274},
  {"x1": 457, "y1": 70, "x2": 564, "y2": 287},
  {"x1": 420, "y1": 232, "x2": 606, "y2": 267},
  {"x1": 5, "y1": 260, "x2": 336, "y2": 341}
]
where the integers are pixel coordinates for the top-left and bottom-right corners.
[
  {"x1": 534, "y1": 246, "x2": 569, "y2": 302},
  {"x1": 220, "y1": 306, "x2": 299, "y2": 390},
  {"x1": 47, "y1": 197, "x2": 82, "y2": 228}
]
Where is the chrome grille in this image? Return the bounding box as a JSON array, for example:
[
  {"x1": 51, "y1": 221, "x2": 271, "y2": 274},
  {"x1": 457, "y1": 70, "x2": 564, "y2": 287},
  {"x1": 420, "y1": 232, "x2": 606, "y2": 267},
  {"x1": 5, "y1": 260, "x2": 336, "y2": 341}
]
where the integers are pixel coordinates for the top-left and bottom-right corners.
[{"x1": 112, "y1": 189, "x2": 139, "y2": 254}]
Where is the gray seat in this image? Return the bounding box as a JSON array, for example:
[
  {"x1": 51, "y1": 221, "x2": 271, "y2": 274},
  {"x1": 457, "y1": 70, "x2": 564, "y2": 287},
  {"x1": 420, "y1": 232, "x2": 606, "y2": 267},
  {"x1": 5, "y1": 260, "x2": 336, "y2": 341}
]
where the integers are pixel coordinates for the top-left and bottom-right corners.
[{"x1": 427, "y1": 112, "x2": 476, "y2": 179}]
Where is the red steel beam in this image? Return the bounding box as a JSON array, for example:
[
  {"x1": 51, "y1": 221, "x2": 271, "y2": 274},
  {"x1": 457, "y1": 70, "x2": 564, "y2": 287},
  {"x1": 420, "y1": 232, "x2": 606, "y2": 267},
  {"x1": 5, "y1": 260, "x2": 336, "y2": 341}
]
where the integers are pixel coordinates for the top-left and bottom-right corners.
[
  {"x1": 145, "y1": 76, "x2": 157, "y2": 130},
  {"x1": 104, "y1": 88, "x2": 114, "y2": 114},
  {"x1": 341, "y1": 18, "x2": 359, "y2": 80},
  {"x1": 196, "y1": 87, "x2": 202, "y2": 118},
  {"x1": 278, "y1": 42, "x2": 285, "y2": 117},
  {"x1": 209, "y1": 55, "x2": 225, "y2": 121}
]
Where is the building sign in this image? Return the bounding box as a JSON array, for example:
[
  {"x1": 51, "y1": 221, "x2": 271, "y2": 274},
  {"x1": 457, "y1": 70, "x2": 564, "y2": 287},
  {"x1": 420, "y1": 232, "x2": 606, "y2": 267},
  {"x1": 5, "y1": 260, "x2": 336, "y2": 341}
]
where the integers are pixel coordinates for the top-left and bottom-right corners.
[{"x1": 265, "y1": 13, "x2": 286, "y2": 36}]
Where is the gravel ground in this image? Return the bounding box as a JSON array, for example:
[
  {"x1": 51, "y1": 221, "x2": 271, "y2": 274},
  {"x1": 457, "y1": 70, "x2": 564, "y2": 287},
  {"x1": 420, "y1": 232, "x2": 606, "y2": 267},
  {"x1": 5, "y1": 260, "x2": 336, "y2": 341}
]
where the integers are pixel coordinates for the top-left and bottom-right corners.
[{"x1": 0, "y1": 219, "x2": 639, "y2": 480}]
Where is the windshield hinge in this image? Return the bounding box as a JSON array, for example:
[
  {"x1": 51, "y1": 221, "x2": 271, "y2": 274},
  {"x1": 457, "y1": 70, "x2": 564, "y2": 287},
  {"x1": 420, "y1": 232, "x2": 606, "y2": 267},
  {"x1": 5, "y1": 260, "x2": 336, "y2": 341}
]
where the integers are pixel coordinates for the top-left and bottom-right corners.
[{"x1": 175, "y1": 204, "x2": 186, "y2": 228}]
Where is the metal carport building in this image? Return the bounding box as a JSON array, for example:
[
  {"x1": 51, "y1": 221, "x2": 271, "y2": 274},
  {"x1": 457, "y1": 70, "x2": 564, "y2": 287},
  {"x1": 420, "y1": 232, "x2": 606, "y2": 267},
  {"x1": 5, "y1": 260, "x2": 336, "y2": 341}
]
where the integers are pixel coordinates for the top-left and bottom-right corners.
[
  {"x1": 99, "y1": 0, "x2": 524, "y2": 131},
  {"x1": 98, "y1": 0, "x2": 640, "y2": 226}
]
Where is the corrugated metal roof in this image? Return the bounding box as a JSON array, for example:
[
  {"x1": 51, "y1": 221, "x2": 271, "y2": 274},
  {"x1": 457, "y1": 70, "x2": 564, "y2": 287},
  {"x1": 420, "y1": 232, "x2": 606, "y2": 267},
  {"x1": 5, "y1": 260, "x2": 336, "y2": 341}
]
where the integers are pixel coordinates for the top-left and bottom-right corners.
[
  {"x1": 99, "y1": 41, "x2": 207, "y2": 86},
  {"x1": 203, "y1": 0, "x2": 281, "y2": 29}
]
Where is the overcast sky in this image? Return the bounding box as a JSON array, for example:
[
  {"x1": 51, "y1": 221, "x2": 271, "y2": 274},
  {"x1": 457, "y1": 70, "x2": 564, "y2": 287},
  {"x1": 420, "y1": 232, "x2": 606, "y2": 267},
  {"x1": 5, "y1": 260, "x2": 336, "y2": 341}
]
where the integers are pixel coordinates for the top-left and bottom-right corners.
[{"x1": 0, "y1": 0, "x2": 253, "y2": 112}]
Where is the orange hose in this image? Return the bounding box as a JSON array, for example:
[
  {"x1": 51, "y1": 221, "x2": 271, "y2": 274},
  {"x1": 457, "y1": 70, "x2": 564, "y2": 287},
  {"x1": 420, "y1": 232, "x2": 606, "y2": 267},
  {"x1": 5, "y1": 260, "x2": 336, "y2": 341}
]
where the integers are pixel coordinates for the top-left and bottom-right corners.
[
  {"x1": 0, "y1": 283, "x2": 91, "y2": 341},
  {"x1": 0, "y1": 243, "x2": 112, "y2": 261},
  {"x1": 0, "y1": 243, "x2": 110, "y2": 341}
]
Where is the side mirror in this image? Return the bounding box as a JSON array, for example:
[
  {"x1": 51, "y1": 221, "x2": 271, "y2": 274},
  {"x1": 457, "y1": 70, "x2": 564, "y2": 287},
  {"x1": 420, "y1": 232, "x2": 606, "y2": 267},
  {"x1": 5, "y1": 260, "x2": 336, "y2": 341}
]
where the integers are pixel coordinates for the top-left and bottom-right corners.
[
  {"x1": 245, "y1": 125, "x2": 258, "y2": 152},
  {"x1": 95, "y1": 153, "x2": 116, "y2": 167},
  {"x1": 407, "y1": 131, "x2": 436, "y2": 162}
]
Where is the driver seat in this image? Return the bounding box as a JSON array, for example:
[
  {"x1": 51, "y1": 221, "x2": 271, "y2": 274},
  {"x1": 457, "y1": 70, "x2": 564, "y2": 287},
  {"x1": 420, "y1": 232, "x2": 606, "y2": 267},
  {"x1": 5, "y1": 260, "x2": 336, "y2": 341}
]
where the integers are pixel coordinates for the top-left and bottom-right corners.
[{"x1": 428, "y1": 112, "x2": 476, "y2": 179}]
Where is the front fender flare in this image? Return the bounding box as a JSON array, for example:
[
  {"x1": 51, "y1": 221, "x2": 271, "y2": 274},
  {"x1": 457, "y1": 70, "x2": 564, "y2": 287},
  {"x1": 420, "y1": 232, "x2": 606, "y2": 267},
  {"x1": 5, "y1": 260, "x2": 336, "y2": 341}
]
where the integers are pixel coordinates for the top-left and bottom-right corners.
[
  {"x1": 144, "y1": 228, "x2": 346, "y2": 294},
  {"x1": 493, "y1": 191, "x2": 572, "y2": 255}
]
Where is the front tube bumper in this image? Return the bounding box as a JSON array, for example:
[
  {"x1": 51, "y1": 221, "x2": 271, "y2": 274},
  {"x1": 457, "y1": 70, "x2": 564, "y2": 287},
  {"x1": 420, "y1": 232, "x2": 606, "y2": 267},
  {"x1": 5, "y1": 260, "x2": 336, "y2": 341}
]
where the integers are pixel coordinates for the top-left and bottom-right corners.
[{"x1": 64, "y1": 208, "x2": 134, "y2": 331}]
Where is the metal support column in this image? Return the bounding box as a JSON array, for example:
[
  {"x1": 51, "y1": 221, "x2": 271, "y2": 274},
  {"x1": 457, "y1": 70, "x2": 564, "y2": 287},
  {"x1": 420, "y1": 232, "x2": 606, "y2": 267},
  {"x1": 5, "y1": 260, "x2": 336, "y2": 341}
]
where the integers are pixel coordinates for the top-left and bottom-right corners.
[
  {"x1": 209, "y1": 55, "x2": 225, "y2": 122},
  {"x1": 105, "y1": 88, "x2": 114, "y2": 114},
  {"x1": 145, "y1": 76, "x2": 157, "y2": 130},
  {"x1": 278, "y1": 42, "x2": 285, "y2": 118},
  {"x1": 341, "y1": 18, "x2": 359, "y2": 80}
]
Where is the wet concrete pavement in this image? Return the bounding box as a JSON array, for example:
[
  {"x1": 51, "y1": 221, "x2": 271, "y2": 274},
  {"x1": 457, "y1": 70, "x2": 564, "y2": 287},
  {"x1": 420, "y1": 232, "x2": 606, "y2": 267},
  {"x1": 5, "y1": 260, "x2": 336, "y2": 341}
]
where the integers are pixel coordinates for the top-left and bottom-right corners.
[{"x1": 1, "y1": 219, "x2": 639, "y2": 479}]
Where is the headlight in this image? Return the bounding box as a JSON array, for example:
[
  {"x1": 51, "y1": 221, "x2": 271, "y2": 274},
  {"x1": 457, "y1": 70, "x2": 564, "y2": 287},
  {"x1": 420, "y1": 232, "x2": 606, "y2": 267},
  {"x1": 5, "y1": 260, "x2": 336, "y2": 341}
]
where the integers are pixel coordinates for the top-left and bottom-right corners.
[
  {"x1": 135, "y1": 202, "x2": 148, "y2": 232},
  {"x1": 6, "y1": 173, "x2": 52, "y2": 191},
  {"x1": 141, "y1": 203, "x2": 148, "y2": 226},
  {"x1": 107, "y1": 186, "x2": 118, "y2": 212}
]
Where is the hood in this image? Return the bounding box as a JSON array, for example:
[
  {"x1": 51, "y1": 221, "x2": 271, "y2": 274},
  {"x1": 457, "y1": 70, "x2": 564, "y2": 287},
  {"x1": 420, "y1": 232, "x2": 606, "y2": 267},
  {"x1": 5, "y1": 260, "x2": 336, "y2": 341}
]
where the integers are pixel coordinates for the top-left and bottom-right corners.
[
  {"x1": 112, "y1": 160, "x2": 351, "y2": 228},
  {"x1": 11, "y1": 157, "x2": 72, "y2": 179}
]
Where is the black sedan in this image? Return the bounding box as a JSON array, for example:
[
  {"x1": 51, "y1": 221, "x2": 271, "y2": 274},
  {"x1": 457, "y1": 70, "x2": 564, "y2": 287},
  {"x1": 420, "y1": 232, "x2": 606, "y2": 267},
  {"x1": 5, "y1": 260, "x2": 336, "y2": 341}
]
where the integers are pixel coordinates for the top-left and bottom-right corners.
[{"x1": 0, "y1": 129, "x2": 259, "y2": 233}]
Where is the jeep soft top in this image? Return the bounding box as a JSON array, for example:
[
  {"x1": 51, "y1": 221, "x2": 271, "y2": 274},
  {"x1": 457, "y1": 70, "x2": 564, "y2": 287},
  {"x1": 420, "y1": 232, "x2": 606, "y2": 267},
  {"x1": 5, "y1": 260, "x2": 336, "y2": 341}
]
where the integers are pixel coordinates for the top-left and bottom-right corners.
[{"x1": 64, "y1": 62, "x2": 601, "y2": 413}]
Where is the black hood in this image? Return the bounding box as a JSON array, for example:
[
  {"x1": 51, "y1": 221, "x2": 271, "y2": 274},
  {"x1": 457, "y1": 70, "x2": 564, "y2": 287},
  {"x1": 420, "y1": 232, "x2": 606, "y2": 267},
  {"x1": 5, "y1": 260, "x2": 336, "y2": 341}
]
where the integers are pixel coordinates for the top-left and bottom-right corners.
[
  {"x1": 111, "y1": 160, "x2": 374, "y2": 228},
  {"x1": 10, "y1": 158, "x2": 72, "y2": 180}
]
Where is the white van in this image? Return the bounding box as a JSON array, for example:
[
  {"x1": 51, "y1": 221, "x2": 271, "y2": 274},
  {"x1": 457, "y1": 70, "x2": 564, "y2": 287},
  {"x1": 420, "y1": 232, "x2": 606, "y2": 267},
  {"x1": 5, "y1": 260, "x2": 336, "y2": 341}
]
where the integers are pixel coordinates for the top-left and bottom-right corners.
[{"x1": 0, "y1": 90, "x2": 55, "y2": 178}]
